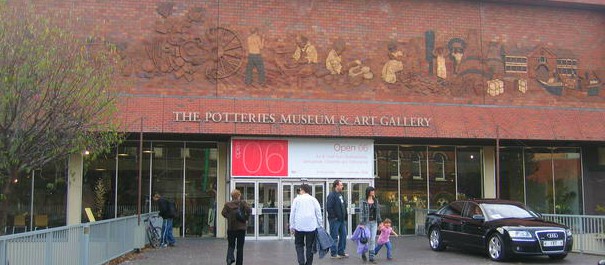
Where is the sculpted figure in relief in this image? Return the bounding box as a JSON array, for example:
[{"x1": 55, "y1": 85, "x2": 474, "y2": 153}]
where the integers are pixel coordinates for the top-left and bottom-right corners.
[
  {"x1": 245, "y1": 27, "x2": 266, "y2": 86},
  {"x1": 381, "y1": 43, "x2": 404, "y2": 84},
  {"x1": 433, "y1": 46, "x2": 447, "y2": 80},
  {"x1": 326, "y1": 39, "x2": 345, "y2": 75},
  {"x1": 293, "y1": 35, "x2": 318, "y2": 64}
]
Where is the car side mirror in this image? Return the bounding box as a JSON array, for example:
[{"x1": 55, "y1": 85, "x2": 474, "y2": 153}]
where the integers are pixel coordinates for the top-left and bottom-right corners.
[{"x1": 472, "y1": 214, "x2": 485, "y2": 221}]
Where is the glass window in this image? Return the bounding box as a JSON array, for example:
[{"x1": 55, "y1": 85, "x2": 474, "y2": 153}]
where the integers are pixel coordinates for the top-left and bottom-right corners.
[
  {"x1": 500, "y1": 146, "x2": 585, "y2": 215},
  {"x1": 399, "y1": 146, "x2": 427, "y2": 234},
  {"x1": 350, "y1": 182, "x2": 368, "y2": 230},
  {"x1": 428, "y1": 147, "x2": 456, "y2": 209},
  {"x1": 235, "y1": 182, "x2": 255, "y2": 235},
  {"x1": 456, "y1": 147, "x2": 483, "y2": 199},
  {"x1": 434, "y1": 153, "x2": 447, "y2": 181},
  {"x1": 152, "y1": 142, "x2": 185, "y2": 235},
  {"x1": 552, "y1": 148, "x2": 582, "y2": 214},
  {"x1": 374, "y1": 146, "x2": 400, "y2": 234},
  {"x1": 184, "y1": 143, "x2": 218, "y2": 237},
  {"x1": 117, "y1": 141, "x2": 151, "y2": 217},
  {"x1": 34, "y1": 161, "x2": 67, "y2": 228},
  {"x1": 525, "y1": 148, "x2": 554, "y2": 213},
  {"x1": 482, "y1": 203, "x2": 536, "y2": 220},
  {"x1": 7, "y1": 139, "x2": 219, "y2": 235},
  {"x1": 439, "y1": 201, "x2": 464, "y2": 216},
  {"x1": 582, "y1": 146, "x2": 605, "y2": 215},
  {"x1": 83, "y1": 151, "x2": 117, "y2": 221},
  {"x1": 499, "y1": 147, "x2": 525, "y2": 202},
  {"x1": 375, "y1": 146, "x2": 398, "y2": 180},
  {"x1": 463, "y1": 202, "x2": 481, "y2": 218},
  {"x1": 3, "y1": 160, "x2": 68, "y2": 233},
  {"x1": 411, "y1": 152, "x2": 423, "y2": 180}
]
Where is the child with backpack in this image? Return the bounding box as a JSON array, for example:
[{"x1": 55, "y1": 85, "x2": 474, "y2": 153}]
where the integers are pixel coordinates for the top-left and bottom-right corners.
[
  {"x1": 351, "y1": 224, "x2": 371, "y2": 261},
  {"x1": 374, "y1": 218, "x2": 399, "y2": 260}
]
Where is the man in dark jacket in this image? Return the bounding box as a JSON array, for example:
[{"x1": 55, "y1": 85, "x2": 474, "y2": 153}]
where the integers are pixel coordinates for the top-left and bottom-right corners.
[
  {"x1": 326, "y1": 179, "x2": 349, "y2": 258},
  {"x1": 153, "y1": 192, "x2": 176, "y2": 247},
  {"x1": 221, "y1": 189, "x2": 251, "y2": 265}
]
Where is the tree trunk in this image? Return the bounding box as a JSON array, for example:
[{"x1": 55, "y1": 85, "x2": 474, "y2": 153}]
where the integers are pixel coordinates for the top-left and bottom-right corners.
[{"x1": 0, "y1": 171, "x2": 17, "y2": 235}]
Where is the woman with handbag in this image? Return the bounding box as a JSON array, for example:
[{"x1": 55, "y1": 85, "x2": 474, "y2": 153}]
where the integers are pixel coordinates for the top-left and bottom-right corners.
[
  {"x1": 289, "y1": 184, "x2": 323, "y2": 265},
  {"x1": 221, "y1": 189, "x2": 251, "y2": 265},
  {"x1": 359, "y1": 186, "x2": 382, "y2": 263}
]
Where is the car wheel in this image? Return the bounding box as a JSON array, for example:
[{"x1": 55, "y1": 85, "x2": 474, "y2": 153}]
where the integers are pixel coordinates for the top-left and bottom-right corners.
[
  {"x1": 487, "y1": 233, "x2": 508, "y2": 261},
  {"x1": 548, "y1": 253, "x2": 567, "y2": 260},
  {"x1": 429, "y1": 227, "x2": 446, "y2": 251}
]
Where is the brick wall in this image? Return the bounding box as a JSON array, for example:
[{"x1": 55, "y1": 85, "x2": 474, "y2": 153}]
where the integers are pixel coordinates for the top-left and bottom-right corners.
[{"x1": 14, "y1": 0, "x2": 605, "y2": 139}]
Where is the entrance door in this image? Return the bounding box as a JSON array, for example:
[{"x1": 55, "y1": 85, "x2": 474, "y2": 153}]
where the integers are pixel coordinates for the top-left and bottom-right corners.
[
  {"x1": 282, "y1": 182, "x2": 326, "y2": 239},
  {"x1": 258, "y1": 182, "x2": 279, "y2": 239},
  {"x1": 233, "y1": 180, "x2": 367, "y2": 239},
  {"x1": 343, "y1": 181, "x2": 371, "y2": 235},
  {"x1": 233, "y1": 181, "x2": 279, "y2": 240}
]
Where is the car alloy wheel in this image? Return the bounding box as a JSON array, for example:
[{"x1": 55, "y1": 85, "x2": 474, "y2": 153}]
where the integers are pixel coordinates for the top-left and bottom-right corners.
[
  {"x1": 429, "y1": 228, "x2": 445, "y2": 251},
  {"x1": 488, "y1": 233, "x2": 508, "y2": 261}
]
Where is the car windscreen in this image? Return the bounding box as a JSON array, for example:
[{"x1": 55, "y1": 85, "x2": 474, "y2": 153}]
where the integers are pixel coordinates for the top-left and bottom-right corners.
[{"x1": 482, "y1": 203, "x2": 537, "y2": 220}]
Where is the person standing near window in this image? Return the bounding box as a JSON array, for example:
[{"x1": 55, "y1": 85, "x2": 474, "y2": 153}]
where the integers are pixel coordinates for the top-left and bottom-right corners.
[
  {"x1": 326, "y1": 179, "x2": 349, "y2": 259},
  {"x1": 290, "y1": 184, "x2": 323, "y2": 265},
  {"x1": 359, "y1": 186, "x2": 381, "y2": 263},
  {"x1": 153, "y1": 192, "x2": 176, "y2": 247},
  {"x1": 221, "y1": 189, "x2": 251, "y2": 265}
]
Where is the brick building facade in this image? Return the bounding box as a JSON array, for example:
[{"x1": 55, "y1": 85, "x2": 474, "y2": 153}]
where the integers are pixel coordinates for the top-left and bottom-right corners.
[
  {"x1": 22, "y1": 0, "x2": 601, "y2": 137},
  {"x1": 9, "y1": 0, "x2": 605, "y2": 239}
]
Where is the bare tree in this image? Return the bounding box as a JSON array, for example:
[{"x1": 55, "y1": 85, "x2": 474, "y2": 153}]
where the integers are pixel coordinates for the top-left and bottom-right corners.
[{"x1": 0, "y1": 3, "x2": 123, "y2": 232}]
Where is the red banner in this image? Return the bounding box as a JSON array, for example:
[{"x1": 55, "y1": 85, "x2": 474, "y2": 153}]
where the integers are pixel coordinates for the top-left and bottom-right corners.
[{"x1": 231, "y1": 139, "x2": 288, "y2": 177}]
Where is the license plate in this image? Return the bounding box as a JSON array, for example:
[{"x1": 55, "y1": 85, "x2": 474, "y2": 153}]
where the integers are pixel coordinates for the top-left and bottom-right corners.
[{"x1": 543, "y1": 240, "x2": 564, "y2": 247}]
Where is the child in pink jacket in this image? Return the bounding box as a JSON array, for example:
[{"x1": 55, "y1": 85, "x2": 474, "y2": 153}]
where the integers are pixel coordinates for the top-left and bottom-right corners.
[{"x1": 374, "y1": 218, "x2": 398, "y2": 260}]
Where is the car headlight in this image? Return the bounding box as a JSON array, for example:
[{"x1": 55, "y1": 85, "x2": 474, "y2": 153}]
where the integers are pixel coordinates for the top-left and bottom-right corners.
[
  {"x1": 565, "y1": 229, "x2": 572, "y2": 237},
  {"x1": 508, "y1": 230, "x2": 533, "y2": 239}
]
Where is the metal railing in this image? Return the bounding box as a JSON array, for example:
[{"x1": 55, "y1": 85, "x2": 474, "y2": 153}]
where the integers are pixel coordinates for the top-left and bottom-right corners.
[
  {"x1": 0, "y1": 212, "x2": 155, "y2": 265},
  {"x1": 414, "y1": 208, "x2": 433, "y2": 236},
  {"x1": 415, "y1": 209, "x2": 605, "y2": 255},
  {"x1": 542, "y1": 214, "x2": 605, "y2": 255}
]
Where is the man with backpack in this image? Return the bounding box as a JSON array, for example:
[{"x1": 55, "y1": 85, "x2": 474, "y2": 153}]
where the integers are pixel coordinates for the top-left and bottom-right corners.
[
  {"x1": 153, "y1": 192, "x2": 177, "y2": 247},
  {"x1": 221, "y1": 189, "x2": 251, "y2": 265}
]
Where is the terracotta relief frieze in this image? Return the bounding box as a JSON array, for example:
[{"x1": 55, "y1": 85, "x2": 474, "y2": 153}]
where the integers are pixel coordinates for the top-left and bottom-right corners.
[{"x1": 115, "y1": 3, "x2": 603, "y2": 103}]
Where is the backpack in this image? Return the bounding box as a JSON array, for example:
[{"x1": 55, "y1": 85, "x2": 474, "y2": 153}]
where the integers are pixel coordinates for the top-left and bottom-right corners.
[
  {"x1": 235, "y1": 202, "x2": 248, "y2": 223},
  {"x1": 168, "y1": 201, "x2": 178, "y2": 218}
]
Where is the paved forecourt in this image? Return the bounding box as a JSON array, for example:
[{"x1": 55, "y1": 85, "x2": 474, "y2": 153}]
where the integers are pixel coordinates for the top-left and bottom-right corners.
[{"x1": 119, "y1": 236, "x2": 604, "y2": 265}]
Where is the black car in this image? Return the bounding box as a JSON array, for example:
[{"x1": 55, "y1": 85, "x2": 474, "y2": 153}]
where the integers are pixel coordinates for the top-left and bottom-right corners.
[{"x1": 425, "y1": 199, "x2": 573, "y2": 261}]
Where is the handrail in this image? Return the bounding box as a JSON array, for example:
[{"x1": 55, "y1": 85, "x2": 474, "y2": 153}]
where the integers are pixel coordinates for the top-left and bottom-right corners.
[
  {"x1": 0, "y1": 212, "x2": 158, "y2": 265},
  {"x1": 542, "y1": 214, "x2": 605, "y2": 255}
]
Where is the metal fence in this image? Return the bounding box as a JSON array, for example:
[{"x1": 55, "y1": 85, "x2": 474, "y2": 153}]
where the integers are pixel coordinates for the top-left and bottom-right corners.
[
  {"x1": 414, "y1": 209, "x2": 605, "y2": 255},
  {"x1": 414, "y1": 208, "x2": 433, "y2": 236},
  {"x1": 0, "y1": 213, "x2": 154, "y2": 265},
  {"x1": 542, "y1": 214, "x2": 605, "y2": 255}
]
